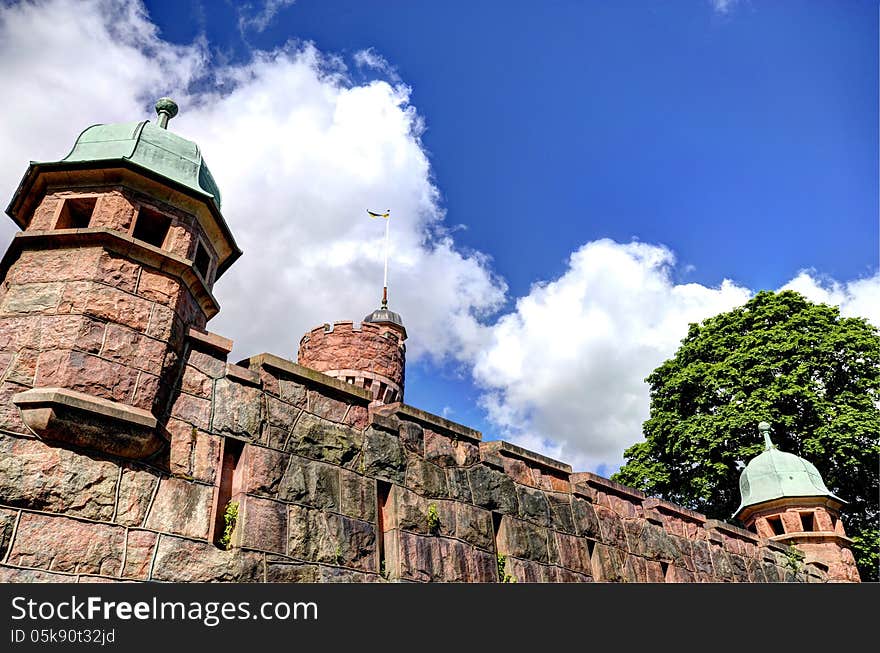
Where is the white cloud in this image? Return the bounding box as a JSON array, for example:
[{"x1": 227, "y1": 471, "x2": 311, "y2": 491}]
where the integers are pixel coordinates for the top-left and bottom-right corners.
[
  {"x1": 353, "y1": 48, "x2": 401, "y2": 83},
  {"x1": 710, "y1": 0, "x2": 739, "y2": 14},
  {"x1": 472, "y1": 239, "x2": 753, "y2": 472},
  {"x1": 781, "y1": 270, "x2": 880, "y2": 327},
  {"x1": 238, "y1": 0, "x2": 296, "y2": 34},
  {"x1": 0, "y1": 0, "x2": 506, "y2": 365}
]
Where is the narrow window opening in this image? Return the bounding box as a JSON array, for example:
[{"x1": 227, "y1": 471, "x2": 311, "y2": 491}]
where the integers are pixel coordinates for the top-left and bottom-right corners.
[
  {"x1": 377, "y1": 480, "x2": 392, "y2": 578},
  {"x1": 213, "y1": 437, "x2": 244, "y2": 549},
  {"x1": 56, "y1": 197, "x2": 96, "y2": 229},
  {"x1": 766, "y1": 515, "x2": 785, "y2": 536},
  {"x1": 193, "y1": 240, "x2": 211, "y2": 280},
  {"x1": 800, "y1": 512, "x2": 815, "y2": 532},
  {"x1": 660, "y1": 561, "x2": 669, "y2": 582},
  {"x1": 133, "y1": 206, "x2": 171, "y2": 248}
]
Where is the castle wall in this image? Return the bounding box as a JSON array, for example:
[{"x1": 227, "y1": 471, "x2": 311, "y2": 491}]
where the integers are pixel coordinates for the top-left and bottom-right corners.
[{"x1": 0, "y1": 329, "x2": 827, "y2": 583}]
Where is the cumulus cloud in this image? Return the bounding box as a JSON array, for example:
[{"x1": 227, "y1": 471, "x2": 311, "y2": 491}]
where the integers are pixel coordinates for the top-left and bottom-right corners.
[
  {"x1": 472, "y1": 241, "x2": 879, "y2": 474},
  {"x1": 472, "y1": 240, "x2": 753, "y2": 472},
  {"x1": 781, "y1": 270, "x2": 880, "y2": 327},
  {"x1": 0, "y1": 0, "x2": 506, "y2": 365}
]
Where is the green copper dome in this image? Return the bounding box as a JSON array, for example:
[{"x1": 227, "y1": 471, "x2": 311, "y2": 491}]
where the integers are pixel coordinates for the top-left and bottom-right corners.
[
  {"x1": 733, "y1": 423, "x2": 843, "y2": 518},
  {"x1": 57, "y1": 116, "x2": 221, "y2": 208}
]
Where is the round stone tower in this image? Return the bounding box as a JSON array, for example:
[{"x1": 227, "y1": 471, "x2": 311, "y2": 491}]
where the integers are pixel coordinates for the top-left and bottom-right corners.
[
  {"x1": 298, "y1": 304, "x2": 406, "y2": 404},
  {"x1": 734, "y1": 422, "x2": 860, "y2": 582},
  {"x1": 1, "y1": 99, "x2": 240, "y2": 458}
]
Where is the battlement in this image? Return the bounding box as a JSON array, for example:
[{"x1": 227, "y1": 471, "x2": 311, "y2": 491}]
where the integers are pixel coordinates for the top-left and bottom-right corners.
[{"x1": 298, "y1": 320, "x2": 406, "y2": 404}]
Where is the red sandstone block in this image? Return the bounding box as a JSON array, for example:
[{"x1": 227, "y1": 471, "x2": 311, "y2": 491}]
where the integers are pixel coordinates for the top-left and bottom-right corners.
[
  {"x1": 239, "y1": 496, "x2": 287, "y2": 554},
  {"x1": 0, "y1": 382, "x2": 30, "y2": 433},
  {"x1": 345, "y1": 404, "x2": 369, "y2": 430},
  {"x1": 35, "y1": 350, "x2": 139, "y2": 404},
  {"x1": 1, "y1": 281, "x2": 65, "y2": 314},
  {"x1": 164, "y1": 223, "x2": 195, "y2": 259},
  {"x1": 243, "y1": 445, "x2": 290, "y2": 495},
  {"x1": 308, "y1": 390, "x2": 349, "y2": 423},
  {"x1": 0, "y1": 315, "x2": 41, "y2": 349},
  {"x1": 5, "y1": 348, "x2": 38, "y2": 386},
  {"x1": 144, "y1": 477, "x2": 213, "y2": 540},
  {"x1": 150, "y1": 535, "x2": 263, "y2": 582},
  {"x1": 594, "y1": 505, "x2": 629, "y2": 550},
  {"x1": 145, "y1": 303, "x2": 176, "y2": 341},
  {"x1": 170, "y1": 392, "x2": 212, "y2": 430},
  {"x1": 8, "y1": 512, "x2": 125, "y2": 576},
  {"x1": 92, "y1": 192, "x2": 135, "y2": 231},
  {"x1": 72, "y1": 283, "x2": 153, "y2": 332},
  {"x1": 397, "y1": 530, "x2": 440, "y2": 582},
  {"x1": 114, "y1": 467, "x2": 159, "y2": 526},
  {"x1": 95, "y1": 251, "x2": 140, "y2": 293},
  {"x1": 131, "y1": 372, "x2": 162, "y2": 410},
  {"x1": 29, "y1": 196, "x2": 62, "y2": 230},
  {"x1": 99, "y1": 324, "x2": 167, "y2": 374},
  {"x1": 122, "y1": 530, "x2": 158, "y2": 580},
  {"x1": 554, "y1": 532, "x2": 592, "y2": 575}
]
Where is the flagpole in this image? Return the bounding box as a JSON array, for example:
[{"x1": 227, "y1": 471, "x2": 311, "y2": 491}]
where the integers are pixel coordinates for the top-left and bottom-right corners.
[{"x1": 382, "y1": 212, "x2": 390, "y2": 308}]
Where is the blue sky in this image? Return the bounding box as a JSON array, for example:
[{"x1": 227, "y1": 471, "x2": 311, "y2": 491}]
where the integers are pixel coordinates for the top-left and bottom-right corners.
[{"x1": 0, "y1": 0, "x2": 876, "y2": 473}]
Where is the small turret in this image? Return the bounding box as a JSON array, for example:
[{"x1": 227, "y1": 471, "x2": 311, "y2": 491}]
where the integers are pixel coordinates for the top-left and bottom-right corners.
[{"x1": 734, "y1": 422, "x2": 860, "y2": 582}]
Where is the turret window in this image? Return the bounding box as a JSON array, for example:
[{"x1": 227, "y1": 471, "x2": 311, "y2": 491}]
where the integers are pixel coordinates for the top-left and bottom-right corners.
[
  {"x1": 799, "y1": 511, "x2": 815, "y2": 532},
  {"x1": 132, "y1": 206, "x2": 171, "y2": 248},
  {"x1": 766, "y1": 515, "x2": 785, "y2": 535},
  {"x1": 193, "y1": 240, "x2": 212, "y2": 281},
  {"x1": 55, "y1": 196, "x2": 97, "y2": 229}
]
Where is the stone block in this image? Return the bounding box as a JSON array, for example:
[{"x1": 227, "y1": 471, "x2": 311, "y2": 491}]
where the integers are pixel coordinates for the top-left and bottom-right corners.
[
  {"x1": 279, "y1": 378, "x2": 307, "y2": 407},
  {"x1": 0, "y1": 381, "x2": 30, "y2": 433},
  {"x1": 454, "y1": 503, "x2": 494, "y2": 550},
  {"x1": 398, "y1": 420, "x2": 424, "y2": 455},
  {"x1": 339, "y1": 469, "x2": 377, "y2": 521},
  {"x1": 709, "y1": 545, "x2": 736, "y2": 582},
  {"x1": 595, "y1": 505, "x2": 628, "y2": 550},
  {"x1": 547, "y1": 492, "x2": 575, "y2": 534},
  {"x1": 502, "y1": 457, "x2": 534, "y2": 486},
  {"x1": 243, "y1": 445, "x2": 290, "y2": 495},
  {"x1": 496, "y1": 516, "x2": 549, "y2": 563},
  {"x1": 554, "y1": 532, "x2": 592, "y2": 575},
  {"x1": 1, "y1": 281, "x2": 65, "y2": 314},
  {"x1": 361, "y1": 427, "x2": 405, "y2": 484},
  {"x1": 35, "y1": 350, "x2": 139, "y2": 404},
  {"x1": 180, "y1": 364, "x2": 213, "y2": 398},
  {"x1": 0, "y1": 509, "x2": 18, "y2": 560},
  {"x1": 424, "y1": 429, "x2": 456, "y2": 466},
  {"x1": 277, "y1": 456, "x2": 341, "y2": 510},
  {"x1": 8, "y1": 512, "x2": 125, "y2": 576},
  {"x1": 266, "y1": 559, "x2": 320, "y2": 582},
  {"x1": 516, "y1": 484, "x2": 552, "y2": 527},
  {"x1": 319, "y1": 567, "x2": 371, "y2": 583},
  {"x1": 622, "y1": 554, "x2": 648, "y2": 582},
  {"x1": 308, "y1": 390, "x2": 349, "y2": 422},
  {"x1": 239, "y1": 496, "x2": 287, "y2": 554},
  {"x1": 115, "y1": 466, "x2": 158, "y2": 527},
  {"x1": 212, "y1": 377, "x2": 263, "y2": 437},
  {"x1": 137, "y1": 269, "x2": 180, "y2": 306},
  {"x1": 5, "y1": 348, "x2": 37, "y2": 385},
  {"x1": 150, "y1": 535, "x2": 263, "y2": 582},
  {"x1": 288, "y1": 413, "x2": 363, "y2": 467},
  {"x1": 187, "y1": 349, "x2": 227, "y2": 379},
  {"x1": 96, "y1": 250, "x2": 140, "y2": 293},
  {"x1": 591, "y1": 544, "x2": 625, "y2": 582},
  {"x1": 287, "y1": 505, "x2": 376, "y2": 572},
  {"x1": 397, "y1": 530, "x2": 440, "y2": 582},
  {"x1": 468, "y1": 465, "x2": 518, "y2": 514},
  {"x1": 691, "y1": 540, "x2": 715, "y2": 581},
  {"x1": 266, "y1": 395, "x2": 299, "y2": 431},
  {"x1": 0, "y1": 433, "x2": 119, "y2": 520},
  {"x1": 503, "y1": 556, "x2": 543, "y2": 583},
  {"x1": 446, "y1": 467, "x2": 472, "y2": 503},
  {"x1": 122, "y1": 530, "x2": 158, "y2": 580},
  {"x1": 145, "y1": 478, "x2": 213, "y2": 540},
  {"x1": 170, "y1": 392, "x2": 212, "y2": 430},
  {"x1": 392, "y1": 486, "x2": 454, "y2": 537},
  {"x1": 405, "y1": 453, "x2": 448, "y2": 498}
]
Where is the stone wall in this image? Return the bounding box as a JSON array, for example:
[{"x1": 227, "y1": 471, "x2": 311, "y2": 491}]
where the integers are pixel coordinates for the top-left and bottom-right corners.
[{"x1": 0, "y1": 328, "x2": 827, "y2": 583}]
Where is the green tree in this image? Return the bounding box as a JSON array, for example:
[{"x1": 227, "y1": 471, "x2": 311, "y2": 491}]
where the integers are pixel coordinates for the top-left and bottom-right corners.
[{"x1": 612, "y1": 290, "x2": 880, "y2": 581}]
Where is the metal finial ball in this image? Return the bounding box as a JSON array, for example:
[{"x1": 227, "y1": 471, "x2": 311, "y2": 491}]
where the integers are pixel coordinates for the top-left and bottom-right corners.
[
  {"x1": 758, "y1": 421, "x2": 771, "y2": 432},
  {"x1": 155, "y1": 97, "x2": 179, "y2": 118}
]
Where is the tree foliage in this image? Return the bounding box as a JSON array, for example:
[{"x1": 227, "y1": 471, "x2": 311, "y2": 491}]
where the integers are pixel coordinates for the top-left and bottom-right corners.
[{"x1": 612, "y1": 290, "x2": 880, "y2": 581}]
